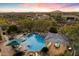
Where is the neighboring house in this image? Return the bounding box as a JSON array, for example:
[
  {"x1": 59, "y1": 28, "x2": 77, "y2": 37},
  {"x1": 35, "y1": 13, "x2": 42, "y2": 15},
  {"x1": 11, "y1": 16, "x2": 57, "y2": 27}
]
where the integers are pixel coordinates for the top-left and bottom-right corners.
[{"x1": 62, "y1": 15, "x2": 79, "y2": 23}]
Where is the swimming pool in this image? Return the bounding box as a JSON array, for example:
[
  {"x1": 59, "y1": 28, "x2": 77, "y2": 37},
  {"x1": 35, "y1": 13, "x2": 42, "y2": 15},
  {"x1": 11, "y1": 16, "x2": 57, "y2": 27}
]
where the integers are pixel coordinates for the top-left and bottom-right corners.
[{"x1": 21, "y1": 33, "x2": 45, "y2": 52}]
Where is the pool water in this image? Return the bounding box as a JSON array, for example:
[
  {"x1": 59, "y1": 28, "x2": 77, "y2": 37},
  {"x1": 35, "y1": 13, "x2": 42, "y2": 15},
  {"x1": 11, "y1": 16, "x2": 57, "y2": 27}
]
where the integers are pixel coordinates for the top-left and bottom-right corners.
[{"x1": 21, "y1": 33, "x2": 45, "y2": 51}]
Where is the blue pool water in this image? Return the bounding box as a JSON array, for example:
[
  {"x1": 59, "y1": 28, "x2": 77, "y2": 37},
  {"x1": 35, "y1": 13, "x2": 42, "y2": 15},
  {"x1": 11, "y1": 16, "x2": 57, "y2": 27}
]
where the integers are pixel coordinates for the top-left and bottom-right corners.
[{"x1": 21, "y1": 33, "x2": 45, "y2": 51}]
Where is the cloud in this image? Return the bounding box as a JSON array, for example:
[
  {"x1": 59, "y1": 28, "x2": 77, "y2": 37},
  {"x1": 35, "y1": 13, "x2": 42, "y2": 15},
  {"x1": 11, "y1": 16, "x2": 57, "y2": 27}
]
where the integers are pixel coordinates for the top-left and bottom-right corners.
[
  {"x1": 19, "y1": 3, "x2": 64, "y2": 10},
  {"x1": 0, "y1": 3, "x2": 79, "y2": 12}
]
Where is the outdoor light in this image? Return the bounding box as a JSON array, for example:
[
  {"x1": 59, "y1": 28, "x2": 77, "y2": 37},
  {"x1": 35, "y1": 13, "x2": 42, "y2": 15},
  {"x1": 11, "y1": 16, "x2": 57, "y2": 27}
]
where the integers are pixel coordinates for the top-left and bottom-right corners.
[{"x1": 68, "y1": 47, "x2": 72, "y2": 51}]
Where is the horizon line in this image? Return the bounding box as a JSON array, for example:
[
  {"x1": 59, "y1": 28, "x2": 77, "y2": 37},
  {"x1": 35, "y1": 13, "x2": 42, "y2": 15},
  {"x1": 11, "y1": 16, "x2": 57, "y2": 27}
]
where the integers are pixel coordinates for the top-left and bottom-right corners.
[{"x1": 0, "y1": 10, "x2": 79, "y2": 13}]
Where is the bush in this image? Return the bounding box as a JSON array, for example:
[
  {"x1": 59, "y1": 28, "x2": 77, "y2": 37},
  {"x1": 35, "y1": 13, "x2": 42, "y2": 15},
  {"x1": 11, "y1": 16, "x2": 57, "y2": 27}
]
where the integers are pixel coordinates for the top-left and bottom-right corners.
[
  {"x1": 49, "y1": 27, "x2": 58, "y2": 33},
  {"x1": 41, "y1": 47, "x2": 49, "y2": 53},
  {"x1": 17, "y1": 19, "x2": 57, "y2": 32},
  {"x1": 13, "y1": 51, "x2": 25, "y2": 56}
]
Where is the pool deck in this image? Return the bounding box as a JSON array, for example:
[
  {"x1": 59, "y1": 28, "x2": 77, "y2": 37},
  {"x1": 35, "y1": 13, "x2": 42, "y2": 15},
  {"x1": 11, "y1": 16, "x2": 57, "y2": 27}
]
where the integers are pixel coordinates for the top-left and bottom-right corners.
[
  {"x1": 0, "y1": 32, "x2": 71, "y2": 56},
  {"x1": 0, "y1": 42, "x2": 15, "y2": 56}
]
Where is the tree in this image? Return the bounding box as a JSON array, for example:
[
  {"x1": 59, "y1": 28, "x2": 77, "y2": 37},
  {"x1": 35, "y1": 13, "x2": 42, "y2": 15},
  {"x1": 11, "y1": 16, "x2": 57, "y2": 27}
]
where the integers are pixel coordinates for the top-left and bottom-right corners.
[
  {"x1": 0, "y1": 34, "x2": 2, "y2": 41},
  {"x1": 60, "y1": 23, "x2": 79, "y2": 55},
  {"x1": 49, "y1": 27, "x2": 58, "y2": 33},
  {"x1": 17, "y1": 19, "x2": 58, "y2": 33},
  {"x1": 7, "y1": 25, "x2": 18, "y2": 34},
  {"x1": 33, "y1": 20, "x2": 55, "y2": 32},
  {"x1": 60, "y1": 24, "x2": 79, "y2": 41},
  {"x1": 17, "y1": 19, "x2": 34, "y2": 32},
  {"x1": 0, "y1": 18, "x2": 9, "y2": 26},
  {"x1": 51, "y1": 11, "x2": 63, "y2": 23}
]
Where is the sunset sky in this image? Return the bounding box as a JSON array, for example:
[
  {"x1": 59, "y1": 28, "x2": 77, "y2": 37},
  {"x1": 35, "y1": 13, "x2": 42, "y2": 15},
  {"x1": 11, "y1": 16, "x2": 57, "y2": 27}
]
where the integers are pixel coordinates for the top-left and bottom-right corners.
[{"x1": 0, "y1": 3, "x2": 79, "y2": 12}]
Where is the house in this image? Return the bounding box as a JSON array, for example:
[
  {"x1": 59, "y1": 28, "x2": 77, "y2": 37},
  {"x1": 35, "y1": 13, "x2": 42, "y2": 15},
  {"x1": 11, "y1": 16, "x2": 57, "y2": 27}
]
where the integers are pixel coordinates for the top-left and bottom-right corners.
[{"x1": 62, "y1": 15, "x2": 79, "y2": 23}]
